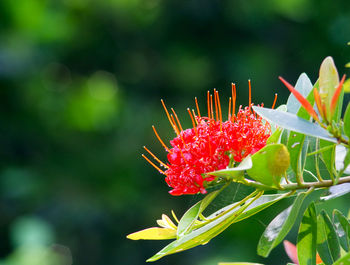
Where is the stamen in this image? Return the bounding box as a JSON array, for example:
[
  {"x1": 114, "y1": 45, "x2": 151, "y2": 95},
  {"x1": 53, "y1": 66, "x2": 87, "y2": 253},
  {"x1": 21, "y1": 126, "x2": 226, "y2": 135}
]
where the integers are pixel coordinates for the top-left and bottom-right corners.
[
  {"x1": 143, "y1": 146, "x2": 169, "y2": 169},
  {"x1": 231, "y1": 83, "x2": 237, "y2": 120},
  {"x1": 195, "y1": 97, "x2": 201, "y2": 118},
  {"x1": 210, "y1": 94, "x2": 214, "y2": 120},
  {"x1": 171, "y1": 108, "x2": 184, "y2": 132},
  {"x1": 214, "y1": 89, "x2": 219, "y2": 121},
  {"x1": 192, "y1": 109, "x2": 198, "y2": 125},
  {"x1": 187, "y1": 108, "x2": 198, "y2": 136},
  {"x1": 161, "y1": 99, "x2": 179, "y2": 135},
  {"x1": 248, "y1": 79, "x2": 252, "y2": 108},
  {"x1": 142, "y1": 154, "x2": 166, "y2": 174},
  {"x1": 207, "y1": 91, "x2": 211, "y2": 119},
  {"x1": 272, "y1": 93, "x2": 278, "y2": 109},
  {"x1": 228, "y1": 96, "x2": 232, "y2": 120},
  {"x1": 216, "y1": 90, "x2": 222, "y2": 123},
  {"x1": 171, "y1": 114, "x2": 186, "y2": 145},
  {"x1": 170, "y1": 114, "x2": 180, "y2": 135},
  {"x1": 152, "y1": 125, "x2": 171, "y2": 152}
]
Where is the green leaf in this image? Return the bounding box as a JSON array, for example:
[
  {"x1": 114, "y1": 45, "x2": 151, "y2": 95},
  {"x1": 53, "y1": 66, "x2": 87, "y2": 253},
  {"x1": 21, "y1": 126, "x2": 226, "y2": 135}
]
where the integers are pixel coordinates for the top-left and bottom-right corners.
[
  {"x1": 246, "y1": 144, "x2": 290, "y2": 187},
  {"x1": 297, "y1": 202, "x2": 317, "y2": 265},
  {"x1": 252, "y1": 107, "x2": 338, "y2": 143},
  {"x1": 177, "y1": 202, "x2": 201, "y2": 238},
  {"x1": 286, "y1": 73, "x2": 313, "y2": 114},
  {"x1": 147, "y1": 192, "x2": 262, "y2": 262},
  {"x1": 147, "y1": 191, "x2": 289, "y2": 262},
  {"x1": 320, "y1": 183, "x2": 350, "y2": 201},
  {"x1": 267, "y1": 127, "x2": 283, "y2": 144},
  {"x1": 332, "y1": 251, "x2": 350, "y2": 265},
  {"x1": 208, "y1": 193, "x2": 289, "y2": 223},
  {"x1": 127, "y1": 227, "x2": 176, "y2": 240},
  {"x1": 343, "y1": 103, "x2": 350, "y2": 138},
  {"x1": 319, "y1": 139, "x2": 336, "y2": 181},
  {"x1": 317, "y1": 210, "x2": 340, "y2": 265},
  {"x1": 257, "y1": 191, "x2": 309, "y2": 257},
  {"x1": 287, "y1": 81, "x2": 315, "y2": 177},
  {"x1": 208, "y1": 156, "x2": 252, "y2": 180},
  {"x1": 177, "y1": 189, "x2": 221, "y2": 237},
  {"x1": 287, "y1": 132, "x2": 306, "y2": 176},
  {"x1": 333, "y1": 210, "x2": 350, "y2": 252}
]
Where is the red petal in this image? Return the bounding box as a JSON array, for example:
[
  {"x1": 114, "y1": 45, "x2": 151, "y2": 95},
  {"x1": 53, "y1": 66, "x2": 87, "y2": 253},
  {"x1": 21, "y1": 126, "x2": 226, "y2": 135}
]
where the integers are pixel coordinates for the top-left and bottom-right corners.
[{"x1": 279, "y1": 76, "x2": 319, "y2": 121}]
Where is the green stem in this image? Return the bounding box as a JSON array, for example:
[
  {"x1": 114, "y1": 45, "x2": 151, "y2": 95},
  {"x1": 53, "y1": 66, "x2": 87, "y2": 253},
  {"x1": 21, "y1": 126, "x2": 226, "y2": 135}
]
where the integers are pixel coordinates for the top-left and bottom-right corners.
[{"x1": 281, "y1": 175, "x2": 350, "y2": 190}]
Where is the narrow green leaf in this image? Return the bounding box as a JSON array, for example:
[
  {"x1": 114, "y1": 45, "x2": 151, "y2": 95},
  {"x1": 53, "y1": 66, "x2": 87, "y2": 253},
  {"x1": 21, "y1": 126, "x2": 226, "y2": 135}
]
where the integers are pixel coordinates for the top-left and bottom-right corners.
[
  {"x1": 319, "y1": 139, "x2": 336, "y2": 181},
  {"x1": 297, "y1": 202, "x2": 317, "y2": 265},
  {"x1": 343, "y1": 103, "x2": 350, "y2": 138},
  {"x1": 257, "y1": 191, "x2": 309, "y2": 257},
  {"x1": 147, "y1": 192, "x2": 263, "y2": 262},
  {"x1": 208, "y1": 193, "x2": 289, "y2": 223},
  {"x1": 317, "y1": 211, "x2": 340, "y2": 265},
  {"x1": 252, "y1": 107, "x2": 338, "y2": 143},
  {"x1": 200, "y1": 189, "x2": 222, "y2": 213},
  {"x1": 287, "y1": 132, "x2": 306, "y2": 176},
  {"x1": 177, "y1": 202, "x2": 201, "y2": 238},
  {"x1": 333, "y1": 210, "x2": 350, "y2": 252},
  {"x1": 267, "y1": 128, "x2": 283, "y2": 144},
  {"x1": 208, "y1": 156, "x2": 252, "y2": 180},
  {"x1": 246, "y1": 144, "x2": 290, "y2": 187},
  {"x1": 177, "y1": 189, "x2": 221, "y2": 237},
  {"x1": 320, "y1": 183, "x2": 350, "y2": 201},
  {"x1": 287, "y1": 83, "x2": 315, "y2": 177},
  {"x1": 332, "y1": 251, "x2": 350, "y2": 265}
]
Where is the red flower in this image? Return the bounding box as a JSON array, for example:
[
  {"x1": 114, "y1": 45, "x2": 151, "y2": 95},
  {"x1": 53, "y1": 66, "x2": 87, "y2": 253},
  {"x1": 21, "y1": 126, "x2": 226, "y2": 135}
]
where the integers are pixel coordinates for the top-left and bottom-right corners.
[{"x1": 143, "y1": 82, "x2": 273, "y2": 196}]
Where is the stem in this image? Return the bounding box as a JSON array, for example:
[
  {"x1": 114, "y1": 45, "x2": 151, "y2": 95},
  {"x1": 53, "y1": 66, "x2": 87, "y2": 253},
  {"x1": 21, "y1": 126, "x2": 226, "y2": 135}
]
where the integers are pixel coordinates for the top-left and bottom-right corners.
[{"x1": 281, "y1": 175, "x2": 350, "y2": 190}]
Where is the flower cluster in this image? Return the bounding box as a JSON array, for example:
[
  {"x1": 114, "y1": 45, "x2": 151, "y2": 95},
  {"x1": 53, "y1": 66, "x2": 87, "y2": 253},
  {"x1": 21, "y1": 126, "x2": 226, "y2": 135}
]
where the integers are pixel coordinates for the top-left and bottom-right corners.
[{"x1": 143, "y1": 84, "x2": 272, "y2": 196}]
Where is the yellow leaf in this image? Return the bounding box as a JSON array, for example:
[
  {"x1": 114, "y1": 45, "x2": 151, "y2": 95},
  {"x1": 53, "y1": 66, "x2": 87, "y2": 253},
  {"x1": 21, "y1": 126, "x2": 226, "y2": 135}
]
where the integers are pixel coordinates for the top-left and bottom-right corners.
[
  {"x1": 161, "y1": 214, "x2": 177, "y2": 229},
  {"x1": 127, "y1": 227, "x2": 176, "y2": 240}
]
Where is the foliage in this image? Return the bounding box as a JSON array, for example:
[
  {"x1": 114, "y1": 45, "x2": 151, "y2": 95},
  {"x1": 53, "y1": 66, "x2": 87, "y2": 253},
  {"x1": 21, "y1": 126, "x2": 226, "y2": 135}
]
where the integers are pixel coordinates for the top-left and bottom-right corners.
[{"x1": 128, "y1": 57, "x2": 350, "y2": 264}]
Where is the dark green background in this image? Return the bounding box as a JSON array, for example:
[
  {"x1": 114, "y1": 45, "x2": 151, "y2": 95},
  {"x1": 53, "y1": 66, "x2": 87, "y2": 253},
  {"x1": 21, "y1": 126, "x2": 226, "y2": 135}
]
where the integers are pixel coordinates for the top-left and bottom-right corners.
[{"x1": 0, "y1": 0, "x2": 350, "y2": 264}]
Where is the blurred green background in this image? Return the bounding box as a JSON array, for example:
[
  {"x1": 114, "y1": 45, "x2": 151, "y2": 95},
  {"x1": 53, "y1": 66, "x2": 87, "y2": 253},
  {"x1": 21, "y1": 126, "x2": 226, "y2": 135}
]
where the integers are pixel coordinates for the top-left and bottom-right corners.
[{"x1": 0, "y1": 0, "x2": 350, "y2": 264}]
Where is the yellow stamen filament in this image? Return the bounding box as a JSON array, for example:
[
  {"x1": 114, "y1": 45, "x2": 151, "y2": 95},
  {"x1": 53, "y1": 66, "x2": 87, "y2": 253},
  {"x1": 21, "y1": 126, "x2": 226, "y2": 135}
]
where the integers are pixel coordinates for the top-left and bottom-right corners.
[
  {"x1": 207, "y1": 91, "x2": 211, "y2": 119},
  {"x1": 143, "y1": 146, "x2": 169, "y2": 169},
  {"x1": 152, "y1": 125, "x2": 171, "y2": 152},
  {"x1": 195, "y1": 97, "x2": 201, "y2": 118},
  {"x1": 272, "y1": 93, "x2": 278, "y2": 109},
  {"x1": 142, "y1": 154, "x2": 166, "y2": 174},
  {"x1": 161, "y1": 99, "x2": 179, "y2": 136},
  {"x1": 171, "y1": 108, "x2": 184, "y2": 132}
]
